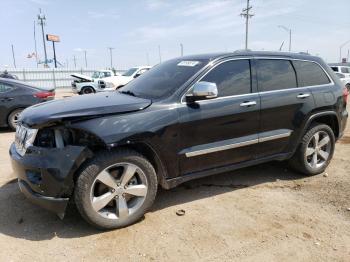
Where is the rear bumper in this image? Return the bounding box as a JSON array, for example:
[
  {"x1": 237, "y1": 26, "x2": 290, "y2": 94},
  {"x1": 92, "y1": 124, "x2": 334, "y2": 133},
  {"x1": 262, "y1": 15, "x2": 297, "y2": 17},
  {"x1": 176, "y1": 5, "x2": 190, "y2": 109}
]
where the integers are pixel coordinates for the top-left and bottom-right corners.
[{"x1": 18, "y1": 179, "x2": 69, "y2": 219}]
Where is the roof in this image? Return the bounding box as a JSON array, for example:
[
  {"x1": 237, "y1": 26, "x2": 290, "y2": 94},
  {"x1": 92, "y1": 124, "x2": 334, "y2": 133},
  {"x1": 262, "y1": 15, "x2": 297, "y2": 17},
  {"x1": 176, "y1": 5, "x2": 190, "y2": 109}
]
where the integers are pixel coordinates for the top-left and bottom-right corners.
[
  {"x1": 0, "y1": 77, "x2": 34, "y2": 86},
  {"x1": 180, "y1": 50, "x2": 320, "y2": 62}
]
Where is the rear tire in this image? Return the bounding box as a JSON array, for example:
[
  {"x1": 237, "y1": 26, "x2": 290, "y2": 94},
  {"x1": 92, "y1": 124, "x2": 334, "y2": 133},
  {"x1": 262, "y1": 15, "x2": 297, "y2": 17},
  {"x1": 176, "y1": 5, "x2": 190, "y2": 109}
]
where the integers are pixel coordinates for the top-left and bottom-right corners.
[
  {"x1": 74, "y1": 149, "x2": 158, "y2": 230},
  {"x1": 289, "y1": 124, "x2": 335, "y2": 176},
  {"x1": 7, "y1": 108, "x2": 23, "y2": 131}
]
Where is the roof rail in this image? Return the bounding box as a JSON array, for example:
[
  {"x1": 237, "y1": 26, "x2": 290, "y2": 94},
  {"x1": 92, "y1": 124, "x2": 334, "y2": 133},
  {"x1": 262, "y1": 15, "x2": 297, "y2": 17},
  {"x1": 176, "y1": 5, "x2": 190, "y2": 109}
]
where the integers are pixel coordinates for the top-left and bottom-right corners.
[{"x1": 233, "y1": 49, "x2": 252, "y2": 53}]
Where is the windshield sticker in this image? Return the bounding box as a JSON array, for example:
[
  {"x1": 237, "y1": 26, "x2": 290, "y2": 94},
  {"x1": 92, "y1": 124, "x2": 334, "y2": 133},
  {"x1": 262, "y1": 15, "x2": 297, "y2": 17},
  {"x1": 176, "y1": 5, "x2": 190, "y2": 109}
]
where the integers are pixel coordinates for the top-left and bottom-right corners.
[{"x1": 177, "y1": 61, "x2": 201, "y2": 67}]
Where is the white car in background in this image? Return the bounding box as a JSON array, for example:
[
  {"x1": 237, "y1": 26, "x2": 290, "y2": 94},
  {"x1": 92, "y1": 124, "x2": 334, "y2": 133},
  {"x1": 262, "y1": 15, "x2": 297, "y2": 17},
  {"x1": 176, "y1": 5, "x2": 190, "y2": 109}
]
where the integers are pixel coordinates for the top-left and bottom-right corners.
[
  {"x1": 100, "y1": 66, "x2": 152, "y2": 90},
  {"x1": 335, "y1": 72, "x2": 350, "y2": 91},
  {"x1": 71, "y1": 67, "x2": 151, "y2": 95},
  {"x1": 71, "y1": 70, "x2": 121, "y2": 94},
  {"x1": 330, "y1": 65, "x2": 350, "y2": 78}
]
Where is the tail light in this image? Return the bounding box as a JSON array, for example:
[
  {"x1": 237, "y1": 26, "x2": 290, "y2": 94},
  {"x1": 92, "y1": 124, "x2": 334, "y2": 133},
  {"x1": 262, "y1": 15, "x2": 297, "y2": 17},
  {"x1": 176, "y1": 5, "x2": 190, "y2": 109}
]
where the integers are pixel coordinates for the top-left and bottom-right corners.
[
  {"x1": 34, "y1": 91, "x2": 55, "y2": 99},
  {"x1": 343, "y1": 87, "x2": 349, "y2": 105}
]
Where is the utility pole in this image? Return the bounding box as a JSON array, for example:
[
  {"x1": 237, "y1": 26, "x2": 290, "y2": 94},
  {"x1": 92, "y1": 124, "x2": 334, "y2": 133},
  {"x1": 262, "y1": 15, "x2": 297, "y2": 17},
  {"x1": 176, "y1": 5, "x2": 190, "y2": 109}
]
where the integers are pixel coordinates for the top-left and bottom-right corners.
[
  {"x1": 37, "y1": 9, "x2": 48, "y2": 67},
  {"x1": 240, "y1": 0, "x2": 254, "y2": 50},
  {"x1": 11, "y1": 44, "x2": 16, "y2": 68},
  {"x1": 108, "y1": 47, "x2": 114, "y2": 69},
  {"x1": 278, "y1": 25, "x2": 292, "y2": 52},
  {"x1": 73, "y1": 55, "x2": 77, "y2": 68},
  {"x1": 158, "y1": 45, "x2": 162, "y2": 63},
  {"x1": 180, "y1": 43, "x2": 184, "y2": 56},
  {"x1": 84, "y1": 50, "x2": 87, "y2": 68},
  {"x1": 339, "y1": 40, "x2": 350, "y2": 62},
  {"x1": 33, "y1": 20, "x2": 39, "y2": 67}
]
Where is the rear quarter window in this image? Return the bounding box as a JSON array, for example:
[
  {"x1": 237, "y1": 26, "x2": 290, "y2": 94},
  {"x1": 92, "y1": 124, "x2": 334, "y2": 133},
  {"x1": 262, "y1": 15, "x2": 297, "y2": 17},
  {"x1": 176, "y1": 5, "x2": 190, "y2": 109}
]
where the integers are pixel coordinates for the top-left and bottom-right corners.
[{"x1": 293, "y1": 60, "x2": 331, "y2": 87}]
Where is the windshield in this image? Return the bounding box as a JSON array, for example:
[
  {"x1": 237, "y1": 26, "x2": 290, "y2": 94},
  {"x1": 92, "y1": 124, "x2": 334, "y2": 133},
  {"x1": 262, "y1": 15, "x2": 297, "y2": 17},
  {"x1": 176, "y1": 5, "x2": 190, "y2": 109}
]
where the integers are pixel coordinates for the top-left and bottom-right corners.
[
  {"x1": 91, "y1": 71, "x2": 104, "y2": 78},
  {"x1": 123, "y1": 68, "x2": 138, "y2": 76},
  {"x1": 119, "y1": 58, "x2": 209, "y2": 99}
]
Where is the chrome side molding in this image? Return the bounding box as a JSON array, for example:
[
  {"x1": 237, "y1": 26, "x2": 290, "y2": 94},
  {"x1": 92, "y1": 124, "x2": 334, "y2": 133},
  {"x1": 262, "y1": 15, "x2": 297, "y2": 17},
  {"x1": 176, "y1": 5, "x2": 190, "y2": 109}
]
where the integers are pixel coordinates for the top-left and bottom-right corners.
[{"x1": 183, "y1": 129, "x2": 292, "y2": 157}]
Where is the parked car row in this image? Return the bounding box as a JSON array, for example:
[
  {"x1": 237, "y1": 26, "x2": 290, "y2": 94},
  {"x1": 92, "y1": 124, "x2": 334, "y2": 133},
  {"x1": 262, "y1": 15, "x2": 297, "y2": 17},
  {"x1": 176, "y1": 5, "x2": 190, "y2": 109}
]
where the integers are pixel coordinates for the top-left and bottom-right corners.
[
  {"x1": 9, "y1": 51, "x2": 348, "y2": 230},
  {"x1": 330, "y1": 64, "x2": 350, "y2": 90},
  {"x1": 71, "y1": 66, "x2": 151, "y2": 95},
  {"x1": 0, "y1": 78, "x2": 55, "y2": 130}
]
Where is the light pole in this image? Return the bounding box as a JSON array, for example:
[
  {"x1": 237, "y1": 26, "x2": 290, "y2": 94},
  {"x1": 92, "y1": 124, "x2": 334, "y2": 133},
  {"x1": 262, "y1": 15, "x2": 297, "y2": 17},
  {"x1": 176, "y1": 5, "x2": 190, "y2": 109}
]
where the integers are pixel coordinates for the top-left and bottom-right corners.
[
  {"x1": 37, "y1": 9, "x2": 48, "y2": 67},
  {"x1": 339, "y1": 40, "x2": 350, "y2": 62},
  {"x1": 11, "y1": 44, "x2": 16, "y2": 68},
  {"x1": 158, "y1": 45, "x2": 162, "y2": 63},
  {"x1": 278, "y1": 25, "x2": 292, "y2": 52},
  {"x1": 108, "y1": 47, "x2": 114, "y2": 68},
  {"x1": 84, "y1": 50, "x2": 87, "y2": 68},
  {"x1": 180, "y1": 43, "x2": 183, "y2": 56}
]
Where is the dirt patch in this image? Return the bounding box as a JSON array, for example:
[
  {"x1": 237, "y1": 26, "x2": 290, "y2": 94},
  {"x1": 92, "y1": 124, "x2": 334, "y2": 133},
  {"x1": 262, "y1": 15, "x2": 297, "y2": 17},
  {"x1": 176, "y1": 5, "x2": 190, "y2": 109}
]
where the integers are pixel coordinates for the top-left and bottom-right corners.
[{"x1": 339, "y1": 135, "x2": 350, "y2": 144}]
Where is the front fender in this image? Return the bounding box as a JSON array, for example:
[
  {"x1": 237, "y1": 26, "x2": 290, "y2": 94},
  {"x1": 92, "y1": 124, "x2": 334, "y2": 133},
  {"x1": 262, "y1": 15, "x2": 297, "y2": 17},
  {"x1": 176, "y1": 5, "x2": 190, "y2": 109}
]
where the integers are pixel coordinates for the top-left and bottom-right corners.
[{"x1": 70, "y1": 105, "x2": 180, "y2": 179}]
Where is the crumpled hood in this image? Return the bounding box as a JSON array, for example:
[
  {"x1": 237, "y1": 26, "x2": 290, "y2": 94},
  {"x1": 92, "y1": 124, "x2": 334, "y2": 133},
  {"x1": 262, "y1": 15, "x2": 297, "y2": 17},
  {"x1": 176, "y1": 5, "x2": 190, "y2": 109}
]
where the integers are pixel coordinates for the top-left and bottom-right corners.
[
  {"x1": 71, "y1": 73, "x2": 93, "y2": 82},
  {"x1": 20, "y1": 92, "x2": 152, "y2": 128}
]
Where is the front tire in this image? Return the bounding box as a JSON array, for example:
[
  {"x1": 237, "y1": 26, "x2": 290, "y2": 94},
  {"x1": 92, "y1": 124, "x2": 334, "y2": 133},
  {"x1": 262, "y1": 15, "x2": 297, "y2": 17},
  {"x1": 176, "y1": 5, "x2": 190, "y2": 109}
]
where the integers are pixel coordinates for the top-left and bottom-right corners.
[
  {"x1": 289, "y1": 124, "x2": 335, "y2": 176},
  {"x1": 74, "y1": 150, "x2": 158, "y2": 230},
  {"x1": 81, "y1": 86, "x2": 95, "y2": 95}
]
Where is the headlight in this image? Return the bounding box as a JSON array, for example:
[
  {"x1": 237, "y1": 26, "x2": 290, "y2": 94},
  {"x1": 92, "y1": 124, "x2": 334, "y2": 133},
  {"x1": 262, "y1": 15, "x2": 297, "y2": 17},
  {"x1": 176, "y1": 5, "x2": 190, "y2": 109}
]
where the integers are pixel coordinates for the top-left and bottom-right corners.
[{"x1": 15, "y1": 125, "x2": 38, "y2": 156}]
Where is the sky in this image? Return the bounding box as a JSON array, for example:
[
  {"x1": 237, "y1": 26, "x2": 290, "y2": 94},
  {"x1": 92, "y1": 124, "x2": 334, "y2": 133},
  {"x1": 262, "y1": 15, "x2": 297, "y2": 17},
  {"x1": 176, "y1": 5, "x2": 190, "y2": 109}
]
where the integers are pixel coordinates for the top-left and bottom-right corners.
[{"x1": 0, "y1": 0, "x2": 349, "y2": 69}]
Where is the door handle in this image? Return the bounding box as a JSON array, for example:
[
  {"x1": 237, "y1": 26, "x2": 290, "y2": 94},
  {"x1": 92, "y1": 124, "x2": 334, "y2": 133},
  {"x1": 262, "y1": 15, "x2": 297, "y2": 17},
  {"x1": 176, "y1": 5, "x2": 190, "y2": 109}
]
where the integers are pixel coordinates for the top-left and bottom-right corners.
[
  {"x1": 240, "y1": 101, "x2": 257, "y2": 107},
  {"x1": 1, "y1": 97, "x2": 14, "y2": 102},
  {"x1": 297, "y1": 93, "x2": 310, "y2": 99}
]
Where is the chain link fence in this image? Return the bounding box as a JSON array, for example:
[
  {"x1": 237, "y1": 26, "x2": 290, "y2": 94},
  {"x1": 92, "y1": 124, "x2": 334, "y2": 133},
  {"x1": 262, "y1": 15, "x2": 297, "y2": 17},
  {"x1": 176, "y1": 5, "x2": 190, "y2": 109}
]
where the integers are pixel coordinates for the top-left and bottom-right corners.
[{"x1": 0, "y1": 68, "x2": 125, "y2": 89}]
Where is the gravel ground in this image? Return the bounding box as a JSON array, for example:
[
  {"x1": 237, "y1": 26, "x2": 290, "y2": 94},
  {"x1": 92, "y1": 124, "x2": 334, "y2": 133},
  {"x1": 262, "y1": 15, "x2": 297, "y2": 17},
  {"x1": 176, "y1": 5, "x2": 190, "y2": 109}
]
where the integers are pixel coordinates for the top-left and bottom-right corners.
[{"x1": 0, "y1": 90, "x2": 349, "y2": 261}]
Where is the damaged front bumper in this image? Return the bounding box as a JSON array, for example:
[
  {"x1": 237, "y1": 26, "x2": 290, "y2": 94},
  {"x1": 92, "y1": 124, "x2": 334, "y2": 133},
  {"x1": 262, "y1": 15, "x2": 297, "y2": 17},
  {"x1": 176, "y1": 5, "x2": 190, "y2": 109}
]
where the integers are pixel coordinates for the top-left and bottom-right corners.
[{"x1": 10, "y1": 143, "x2": 92, "y2": 218}]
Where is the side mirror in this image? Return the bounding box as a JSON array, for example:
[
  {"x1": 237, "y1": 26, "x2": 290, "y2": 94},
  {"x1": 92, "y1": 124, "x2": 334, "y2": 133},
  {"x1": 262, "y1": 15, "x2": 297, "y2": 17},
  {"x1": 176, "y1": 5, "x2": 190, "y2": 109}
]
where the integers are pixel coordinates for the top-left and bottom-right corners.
[
  {"x1": 186, "y1": 81, "x2": 218, "y2": 102},
  {"x1": 134, "y1": 73, "x2": 141, "y2": 78}
]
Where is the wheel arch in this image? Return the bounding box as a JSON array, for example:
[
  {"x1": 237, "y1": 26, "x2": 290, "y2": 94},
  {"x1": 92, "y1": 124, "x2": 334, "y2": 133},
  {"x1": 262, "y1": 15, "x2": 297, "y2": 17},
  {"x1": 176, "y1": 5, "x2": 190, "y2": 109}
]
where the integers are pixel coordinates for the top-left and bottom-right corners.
[
  {"x1": 81, "y1": 85, "x2": 96, "y2": 92},
  {"x1": 303, "y1": 111, "x2": 340, "y2": 139},
  {"x1": 125, "y1": 142, "x2": 169, "y2": 189}
]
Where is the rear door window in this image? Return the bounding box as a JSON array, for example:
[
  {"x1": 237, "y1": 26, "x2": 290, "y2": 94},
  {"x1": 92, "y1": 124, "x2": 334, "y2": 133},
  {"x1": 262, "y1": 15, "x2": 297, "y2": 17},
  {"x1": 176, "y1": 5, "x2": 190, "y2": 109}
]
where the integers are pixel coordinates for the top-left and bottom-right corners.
[
  {"x1": 293, "y1": 60, "x2": 331, "y2": 87},
  {"x1": 256, "y1": 59, "x2": 297, "y2": 92},
  {"x1": 0, "y1": 83, "x2": 13, "y2": 93}
]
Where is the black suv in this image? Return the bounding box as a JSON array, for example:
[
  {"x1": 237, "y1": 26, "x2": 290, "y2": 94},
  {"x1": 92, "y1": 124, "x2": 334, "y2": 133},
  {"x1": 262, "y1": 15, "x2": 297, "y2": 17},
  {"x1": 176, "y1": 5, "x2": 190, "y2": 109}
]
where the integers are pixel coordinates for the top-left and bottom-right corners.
[{"x1": 10, "y1": 51, "x2": 348, "y2": 229}]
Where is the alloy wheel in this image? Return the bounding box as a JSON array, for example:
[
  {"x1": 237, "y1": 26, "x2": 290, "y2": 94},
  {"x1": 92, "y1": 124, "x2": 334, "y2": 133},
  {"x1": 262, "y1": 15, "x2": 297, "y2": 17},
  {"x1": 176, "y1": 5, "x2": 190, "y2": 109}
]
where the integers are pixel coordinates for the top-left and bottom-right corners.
[
  {"x1": 305, "y1": 131, "x2": 331, "y2": 169},
  {"x1": 90, "y1": 162, "x2": 148, "y2": 220}
]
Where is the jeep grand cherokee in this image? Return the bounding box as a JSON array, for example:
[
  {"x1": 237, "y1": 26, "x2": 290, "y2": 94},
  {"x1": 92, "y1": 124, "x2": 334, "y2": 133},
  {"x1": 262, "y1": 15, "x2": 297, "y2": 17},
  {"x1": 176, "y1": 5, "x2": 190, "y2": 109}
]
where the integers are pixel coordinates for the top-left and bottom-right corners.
[{"x1": 10, "y1": 51, "x2": 348, "y2": 229}]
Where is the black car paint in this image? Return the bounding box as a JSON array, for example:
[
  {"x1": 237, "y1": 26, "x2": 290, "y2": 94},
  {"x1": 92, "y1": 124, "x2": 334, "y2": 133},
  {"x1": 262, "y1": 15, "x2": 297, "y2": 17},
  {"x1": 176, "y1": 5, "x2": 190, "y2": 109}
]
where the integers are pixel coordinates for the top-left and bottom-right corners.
[
  {"x1": 0, "y1": 78, "x2": 54, "y2": 127},
  {"x1": 10, "y1": 51, "x2": 348, "y2": 217}
]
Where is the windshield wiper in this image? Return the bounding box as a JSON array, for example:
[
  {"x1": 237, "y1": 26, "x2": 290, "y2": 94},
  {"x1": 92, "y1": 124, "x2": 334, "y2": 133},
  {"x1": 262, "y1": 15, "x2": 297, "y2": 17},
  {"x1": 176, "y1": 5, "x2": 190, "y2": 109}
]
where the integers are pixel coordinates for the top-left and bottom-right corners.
[{"x1": 119, "y1": 90, "x2": 136, "y2": 97}]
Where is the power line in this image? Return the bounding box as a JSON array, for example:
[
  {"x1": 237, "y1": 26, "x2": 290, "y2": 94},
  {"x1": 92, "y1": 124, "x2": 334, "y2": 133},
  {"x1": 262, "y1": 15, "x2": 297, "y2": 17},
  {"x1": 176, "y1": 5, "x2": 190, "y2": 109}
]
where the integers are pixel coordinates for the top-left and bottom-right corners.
[{"x1": 240, "y1": 0, "x2": 254, "y2": 50}]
